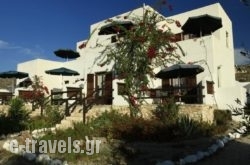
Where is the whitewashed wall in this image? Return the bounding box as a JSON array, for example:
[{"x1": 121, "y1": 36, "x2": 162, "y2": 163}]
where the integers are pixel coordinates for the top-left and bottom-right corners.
[{"x1": 17, "y1": 3, "x2": 246, "y2": 109}]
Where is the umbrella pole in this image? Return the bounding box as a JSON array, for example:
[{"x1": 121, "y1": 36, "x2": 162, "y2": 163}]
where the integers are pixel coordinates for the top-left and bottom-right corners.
[
  {"x1": 12, "y1": 78, "x2": 15, "y2": 94},
  {"x1": 178, "y1": 77, "x2": 182, "y2": 102}
]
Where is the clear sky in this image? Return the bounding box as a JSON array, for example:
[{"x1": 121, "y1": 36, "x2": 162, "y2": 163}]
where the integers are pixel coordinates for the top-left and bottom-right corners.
[{"x1": 0, "y1": 0, "x2": 250, "y2": 71}]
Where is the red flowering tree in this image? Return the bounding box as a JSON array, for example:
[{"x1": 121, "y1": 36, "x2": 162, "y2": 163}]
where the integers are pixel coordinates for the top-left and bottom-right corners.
[
  {"x1": 98, "y1": 6, "x2": 184, "y2": 117},
  {"x1": 21, "y1": 75, "x2": 49, "y2": 115}
]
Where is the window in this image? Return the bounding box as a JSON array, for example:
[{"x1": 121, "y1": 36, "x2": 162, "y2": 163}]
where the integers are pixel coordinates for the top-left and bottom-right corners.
[
  {"x1": 96, "y1": 73, "x2": 106, "y2": 96},
  {"x1": 206, "y1": 81, "x2": 214, "y2": 94},
  {"x1": 226, "y1": 31, "x2": 229, "y2": 48},
  {"x1": 117, "y1": 83, "x2": 127, "y2": 95},
  {"x1": 111, "y1": 35, "x2": 117, "y2": 43}
]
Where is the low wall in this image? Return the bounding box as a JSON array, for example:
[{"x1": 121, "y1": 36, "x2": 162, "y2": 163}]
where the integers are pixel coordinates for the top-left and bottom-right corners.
[
  {"x1": 179, "y1": 104, "x2": 215, "y2": 124},
  {"x1": 86, "y1": 104, "x2": 215, "y2": 124}
]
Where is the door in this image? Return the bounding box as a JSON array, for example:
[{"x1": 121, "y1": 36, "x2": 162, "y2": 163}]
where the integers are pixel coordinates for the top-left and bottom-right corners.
[
  {"x1": 95, "y1": 72, "x2": 113, "y2": 104},
  {"x1": 87, "y1": 74, "x2": 94, "y2": 103}
]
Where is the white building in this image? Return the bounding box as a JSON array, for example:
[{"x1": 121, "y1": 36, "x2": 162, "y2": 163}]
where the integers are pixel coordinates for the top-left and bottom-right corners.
[{"x1": 17, "y1": 3, "x2": 246, "y2": 109}]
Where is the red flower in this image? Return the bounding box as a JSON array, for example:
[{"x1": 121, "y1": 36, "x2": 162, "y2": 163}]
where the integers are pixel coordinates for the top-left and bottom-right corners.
[
  {"x1": 78, "y1": 43, "x2": 86, "y2": 49},
  {"x1": 140, "y1": 84, "x2": 148, "y2": 91},
  {"x1": 129, "y1": 95, "x2": 137, "y2": 106},
  {"x1": 139, "y1": 22, "x2": 145, "y2": 27},
  {"x1": 157, "y1": 29, "x2": 163, "y2": 33},
  {"x1": 114, "y1": 27, "x2": 120, "y2": 33},
  {"x1": 175, "y1": 20, "x2": 181, "y2": 27},
  {"x1": 147, "y1": 46, "x2": 157, "y2": 59},
  {"x1": 166, "y1": 46, "x2": 176, "y2": 52},
  {"x1": 43, "y1": 86, "x2": 49, "y2": 94},
  {"x1": 136, "y1": 36, "x2": 146, "y2": 43},
  {"x1": 169, "y1": 36, "x2": 176, "y2": 42}
]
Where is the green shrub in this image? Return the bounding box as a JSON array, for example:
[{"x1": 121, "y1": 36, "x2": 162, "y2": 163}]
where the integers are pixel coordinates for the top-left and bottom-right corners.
[
  {"x1": 171, "y1": 115, "x2": 218, "y2": 139},
  {"x1": 153, "y1": 98, "x2": 179, "y2": 123},
  {"x1": 175, "y1": 115, "x2": 198, "y2": 138},
  {"x1": 0, "y1": 112, "x2": 9, "y2": 135},
  {"x1": 88, "y1": 110, "x2": 131, "y2": 138},
  {"x1": 0, "y1": 97, "x2": 30, "y2": 134},
  {"x1": 8, "y1": 97, "x2": 30, "y2": 121},
  {"x1": 28, "y1": 116, "x2": 51, "y2": 130},
  {"x1": 214, "y1": 109, "x2": 232, "y2": 125},
  {"x1": 28, "y1": 105, "x2": 64, "y2": 130},
  {"x1": 8, "y1": 97, "x2": 30, "y2": 132},
  {"x1": 44, "y1": 105, "x2": 64, "y2": 125}
]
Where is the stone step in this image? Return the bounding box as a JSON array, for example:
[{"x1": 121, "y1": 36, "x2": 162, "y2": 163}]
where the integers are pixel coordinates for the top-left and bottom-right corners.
[
  {"x1": 70, "y1": 111, "x2": 82, "y2": 117},
  {"x1": 65, "y1": 116, "x2": 83, "y2": 122},
  {"x1": 29, "y1": 110, "x2": 41, "y2": 118},
  {"x1": 56, "y1": 120, "x2": 74, "y2": 130},
  {"x1": 55, "y1": 105, "x2": 113, "y2": 130}
]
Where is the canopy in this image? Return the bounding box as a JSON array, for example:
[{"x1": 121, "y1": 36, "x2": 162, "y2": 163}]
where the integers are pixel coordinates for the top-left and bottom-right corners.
[
  {"x1": 156, "y1": 64, "x2": 204, "y2": 102},
  {"x1": 0, "y1": 70, "x2": 29, "y2": 93},
  {"x1": 181, "y1": 14, "x2": 222, "y2": 36},
  {"x1": 155, "y1": 64, "x2": 204, "y2": 79},
  {"x1": 0, "y1": 70, "x2": 29, "y2": 79},
  {"x1": 45, "y1": 67, "x2": 79, "y2": 76},
  {"x1": 54, "y1": 49, "x2": 80, "y2": 60}
]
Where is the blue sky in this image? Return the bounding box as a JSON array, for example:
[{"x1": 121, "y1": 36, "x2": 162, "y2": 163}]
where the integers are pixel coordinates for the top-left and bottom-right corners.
[{"x1": 0, "y1": 0, "x2": 250, "y2": 71}]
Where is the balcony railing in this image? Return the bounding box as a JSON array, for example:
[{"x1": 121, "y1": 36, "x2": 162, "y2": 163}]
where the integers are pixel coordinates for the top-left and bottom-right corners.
[{"x1": 138, "y1": 85, "x2": 204, "y2": 104}]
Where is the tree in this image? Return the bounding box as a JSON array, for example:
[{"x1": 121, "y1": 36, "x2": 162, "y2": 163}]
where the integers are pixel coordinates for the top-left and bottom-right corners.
[
  {"x1": 21, "y1": 75, "x2": 49, "y2": 115},
  {"x1": 96, "y1": 6, "x2": 184, "y2": 117}
]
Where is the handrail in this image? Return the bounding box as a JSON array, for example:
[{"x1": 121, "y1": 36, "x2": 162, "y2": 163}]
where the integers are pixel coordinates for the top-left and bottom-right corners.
[
  {"x1": 49, "y1": 88, "x2": 83, "y2": 116},
  {"x1": 82, "y1": 83, "x2": 113, "y2": 124},
  {"x1": 137, "y1": 85, "x2": 204, "y2": 104}
]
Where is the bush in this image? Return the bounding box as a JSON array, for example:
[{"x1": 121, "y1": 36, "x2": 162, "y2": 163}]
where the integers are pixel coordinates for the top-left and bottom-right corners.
[
  {"x1": 28, "y1": 116, "x2": 51, "y2": 130},
  {"x1": 8, "y1": 97, "x2": 30, "y2": 121},
  {"x1": 153, "y1": 98, "x2": 179, "y2": 124},
  {"x1": 28, "y1": 105, "x2": 64, "y2": 130},
  {"x1": 0, "y1": 97, "x2": 30, "y2": 135},
  {"x1": 88, "y1": 110, "x2": 131, "y2": 138},
  {"x1": 214, "y1": 109, "x2": 232, "y2": 125},
  {"x1": 0, "y1": 112, "x2": 9, "y2": 135},
  {"x1": 44, "y1": 105, "x2": 64, "y2": 125}
]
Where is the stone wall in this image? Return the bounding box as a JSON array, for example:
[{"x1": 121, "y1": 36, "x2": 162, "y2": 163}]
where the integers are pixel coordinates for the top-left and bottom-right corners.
[
  {"x1": 179, "y1": 104, "x2": 215, "y2": 124},
  {"x1": 86, "y1": 104, "x2": 215, "y2": 124}
]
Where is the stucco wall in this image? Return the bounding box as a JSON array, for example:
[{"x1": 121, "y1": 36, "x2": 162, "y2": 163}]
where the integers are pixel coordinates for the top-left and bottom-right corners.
[{"x1": 179, "y1": 104, "x2": 215, "y2": 123}]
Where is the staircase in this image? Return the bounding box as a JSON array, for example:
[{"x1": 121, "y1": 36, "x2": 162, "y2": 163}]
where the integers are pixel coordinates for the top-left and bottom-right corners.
[
  {"x1": 51, "y1": 84, "x2": 115, "y2": 130},
  {"x1": 55, "y1": 105, "x2": 83, "y2": 130},
  {"x1": 55, "y1": 105, "x2": 115, "y2": 130}
]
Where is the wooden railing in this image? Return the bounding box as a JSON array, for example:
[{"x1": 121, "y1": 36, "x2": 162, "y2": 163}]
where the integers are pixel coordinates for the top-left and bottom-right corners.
[
  {"x1": 82, "y1": 84, "x2": 113, "y2": 124},
  {"x1": 50, "y1": 88, "x2": 83, "y2": 116},
  {"x1": 137, "y1": 85, "x2": 204, "y2": 104},
  {"x1": 0, "y1": 92, "x2": 13, "y2": 105}
]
